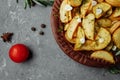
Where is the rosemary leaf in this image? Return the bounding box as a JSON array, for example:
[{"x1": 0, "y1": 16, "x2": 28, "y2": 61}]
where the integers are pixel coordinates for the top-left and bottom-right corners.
[
  {"x1": 47, "y1": 1, "x2": 54, "y2": 6},
  {"x1": 16, "y1": 0, "x2": 19, "y2": 3},
  {"x1": 115, "y1": 51, "x2": 120, "y2": 56},
  {"x1": 24, "y1": 0, "x2": 28, "y2": 9},
  {"x1": 32, "y1": 0, "x2": 42, "y2": 6},
  {"x1": 36, "y1": 0, "x2": 48, "y2": 6},
  {"x1": 33, "y1": 0, "x2": 54, "y2": 6},
  {"x1": 27, "y1": 0, "x2": 33, "y2": 8}
]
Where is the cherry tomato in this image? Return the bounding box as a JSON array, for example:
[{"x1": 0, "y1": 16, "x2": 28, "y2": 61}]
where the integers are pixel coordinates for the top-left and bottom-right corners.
[{"x1": 9, "y1": 44, "x2": 29, "y2": 63}]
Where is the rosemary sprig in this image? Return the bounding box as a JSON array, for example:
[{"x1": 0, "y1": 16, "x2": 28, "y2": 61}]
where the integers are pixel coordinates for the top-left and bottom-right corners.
[
  {"x1": 24, "y1": 0, "x2": 28, "y2": 9},
  {"x1": 108, "y1": 66, "x2": 120, "y2": 74},
  {"x1": 115, "y1": 51, "x2": 120, "y2": 56},
  {"x1": 34, "y1": 0, "x2": 54, "y2": 6},
  {"x1": 16, "y1": 0, "x2": 54, "y2": 9},
  {"x1": 16, "y1": 0, "x2": 19, "y2": 3}
]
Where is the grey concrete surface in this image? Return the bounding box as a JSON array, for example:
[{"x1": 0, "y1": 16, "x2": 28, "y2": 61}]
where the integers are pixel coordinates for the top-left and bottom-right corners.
[{"x1": 0, "y1": 0, "x2": 120, "y2": 80}]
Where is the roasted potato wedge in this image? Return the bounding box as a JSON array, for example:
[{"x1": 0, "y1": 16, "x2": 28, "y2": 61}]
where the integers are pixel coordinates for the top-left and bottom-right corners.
[
  {"x1": 74, "y1": 27, "x2": 85, "y2": 50},
  {"x1": 110, "y1": 21, "x2": 120, "y2": 34},
  {"x1": 97, "y1": 18, "x2": 112, "y2": 27},
  {"x1": 76, "y1": 28, "x2": 111, "y2": 51},
  {"x1": 91, "y1": 50, "x2": 115, "y2": 64},
  {"x1": 113, "y1": 27, "x2": 120, "y2": 49},
  {"x1": 80, "y1": 0, "x2": 92, "y2": 18},
  {"x1": 105, "y1": 0, "x2": 120, "y2": 7},
  {"x1": 92, "y1": 2, "x2": 111, "y2": 19},
  {"x1": 109, "y1": 7, "x2": 120, "y2": 21},
  {"x1": 82, "y1": 13, "x2": 95, "y2": 40},
  {"x1": 65, "y1": 32, "x2": 76, "y2": 44},
  {"x1": 66, "y1": 15, "x2": 81, "y2": 39},
  {"x1": 111, "y1": 7, "x2": 120, "y2": 17},
  {"x1": 76, "y1": 40, "x2": 96, "y2": 51},
  {"x1": 60, "y1": 0, "x2": 72, "y2": 23},
  {"x1": 68, "y1": 0, "x2": 82, "y2": 7},
  {"x1": 64, "y1": 23, "x2": 70, "y2": 31},
  {"x1": 94, "y1": 28, "x2": 111, "y2": 50}
]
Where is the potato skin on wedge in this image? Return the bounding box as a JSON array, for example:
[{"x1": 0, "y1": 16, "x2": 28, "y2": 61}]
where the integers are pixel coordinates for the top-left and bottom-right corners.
[
  {"x1": 68, "y1": 0, "x2": 82, "y2": 7},
  {"x1": 80, "y1": 0, "x2": 92, "y2": 18},
  {"x1": 105, "y1": 0, "x2": 120, "y2": 7},
  {"x1": 74, "y1": 27, "x2": 85, "y2": 50},
  {"x1": 111, "y1": 7, "x2": 120, "y2": 17},
  {"x1": 96, "y1": 0, "x2": 104, "y2": 2},
  {"x1": 91, "y1": 50, "x2": 115, "y2": 64},
  {"x1": 60, "y1": 0, "x2": 72, "y2": 23},
  {"x1": 66, "y1": 15, "x2": 81, "y2": 40},
  {"x1": 110, "y1": 21, "x2": 120, "y2": 34},
  {"x1": 113, "y1": 27, "x2": 120, "y2": 49},
  {"x1": 109, "y1": 7, "x2": 120, "y2": 21}
]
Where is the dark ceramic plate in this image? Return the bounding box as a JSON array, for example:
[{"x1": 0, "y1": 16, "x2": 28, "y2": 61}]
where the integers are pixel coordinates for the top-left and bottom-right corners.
[{"x1": 50, "y1": 0, "x2": 120, "y2": 67}]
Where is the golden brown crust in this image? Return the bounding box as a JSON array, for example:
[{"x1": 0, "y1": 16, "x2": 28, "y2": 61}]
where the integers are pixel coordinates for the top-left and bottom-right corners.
[
  {"x1": 91, "y1": 50, "x2": 115, "y2": 64},
  {"x1": 65, "y1": 32, "x2": 76, "y2": 44},
  {"x1": 60, "y1": 0, "x2": 72, "y2": 23},
  {"x1": 96, "y1": 0, "x2": 104, "y2": 3},
  {"x1": 74, "y1": 27, "x2": 85, "y2": 50},
  {"x1": 110, "y1": 21, "x2": 120, "y2": 34},
  {"x1": 66, "y1": 15, "x2": 81, "y2": 39},
  {"x1": 68, "y1": 0, "x2": 82, "y2": 7},
  {"x1": 113, "y1": 27, "x2": 120, "y2": 49},
  {"x1": 105, "y1": 0, "x2": 120, "y2": 7},
  {"x1": 80, "y1": 0, "x2": 92, "y2": 18},
  {"x1": 109, "y1": 8, "x2": 120, "y2": 21}
]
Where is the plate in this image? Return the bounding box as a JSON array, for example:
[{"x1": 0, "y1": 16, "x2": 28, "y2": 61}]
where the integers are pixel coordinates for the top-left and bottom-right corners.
[{"x1": 50, "y1": 0, "x2": 120, "y2": 67}]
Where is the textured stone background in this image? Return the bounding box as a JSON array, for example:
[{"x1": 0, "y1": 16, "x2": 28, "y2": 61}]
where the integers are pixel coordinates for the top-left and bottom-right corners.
[{"x1": 0, "y1": 0, "x2": 120, "y2": 80}]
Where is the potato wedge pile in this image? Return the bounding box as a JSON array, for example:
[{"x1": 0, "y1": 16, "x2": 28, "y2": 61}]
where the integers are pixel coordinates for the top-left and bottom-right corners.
[{"x1": 59, "y1": 0, "x2": 120, "y2": 64}]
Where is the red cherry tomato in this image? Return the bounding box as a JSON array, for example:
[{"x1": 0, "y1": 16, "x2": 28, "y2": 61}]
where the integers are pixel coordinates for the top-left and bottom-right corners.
[{"x1": 9, "y1": 44, "x2": 29, "y2": 63}]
